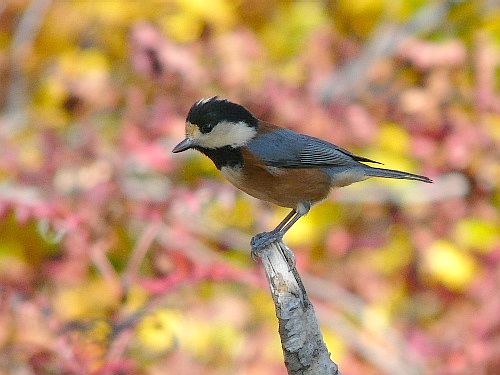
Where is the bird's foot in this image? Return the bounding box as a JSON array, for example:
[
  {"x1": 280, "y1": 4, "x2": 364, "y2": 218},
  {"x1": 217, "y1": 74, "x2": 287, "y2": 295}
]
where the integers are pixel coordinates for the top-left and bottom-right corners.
[{"x1": 250, "y1": 230, "x2": 283, "y2": 260}]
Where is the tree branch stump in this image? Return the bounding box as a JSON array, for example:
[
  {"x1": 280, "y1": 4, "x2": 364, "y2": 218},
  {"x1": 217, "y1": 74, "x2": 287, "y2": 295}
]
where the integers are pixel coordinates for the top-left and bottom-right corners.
[{"x1": 253, "y1": 239, "x2": 342, "y2": 375}]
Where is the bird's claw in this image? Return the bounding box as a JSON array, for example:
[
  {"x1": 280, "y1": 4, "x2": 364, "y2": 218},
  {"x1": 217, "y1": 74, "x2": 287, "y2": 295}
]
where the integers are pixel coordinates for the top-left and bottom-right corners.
[{"x1": 250, "y1": 230, "x2": 283, "y2": 260}]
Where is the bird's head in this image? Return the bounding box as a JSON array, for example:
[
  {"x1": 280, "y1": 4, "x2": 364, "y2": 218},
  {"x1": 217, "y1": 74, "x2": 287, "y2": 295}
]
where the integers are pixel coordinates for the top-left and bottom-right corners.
[{"x1": 172, "y1": 97, "x2": 258, "y2": 153}]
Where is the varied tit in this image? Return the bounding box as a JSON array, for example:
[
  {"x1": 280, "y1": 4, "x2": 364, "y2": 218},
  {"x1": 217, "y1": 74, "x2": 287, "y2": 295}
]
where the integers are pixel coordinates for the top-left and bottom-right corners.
[{"x1": 173, "y1": 97, "x2": 432, "y2": 252}]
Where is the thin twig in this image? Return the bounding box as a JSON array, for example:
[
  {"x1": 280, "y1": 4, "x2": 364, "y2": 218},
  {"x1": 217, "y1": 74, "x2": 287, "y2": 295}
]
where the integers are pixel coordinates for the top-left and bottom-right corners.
[
  {"x1": 317, "y1": 306, "x2": 423, "y2": 375},
  {"x1": 320, "y1": 1, "x2": 455, "y2": 103},
  {"x1": 104, "y1": 329, "x2": 135, "y2": 367},
  {"x1": 122, "y1": 220, "x2": 161, "y2": 289},
  {"x1": 90, "y1": 239, "x2": 120, "y2": 289},
  {"x1": 312, "y1": 293, "x2": 424, "y2": 374},
  {"x1": 4, "y1": 0, "x2": 53, "y2": 134}
]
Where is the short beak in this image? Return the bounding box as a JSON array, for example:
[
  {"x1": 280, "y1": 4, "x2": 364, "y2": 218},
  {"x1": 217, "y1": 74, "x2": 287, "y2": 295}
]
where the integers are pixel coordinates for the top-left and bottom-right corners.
[{"x1": 172, "y1": 138, "x2": 194, "y2": 153}]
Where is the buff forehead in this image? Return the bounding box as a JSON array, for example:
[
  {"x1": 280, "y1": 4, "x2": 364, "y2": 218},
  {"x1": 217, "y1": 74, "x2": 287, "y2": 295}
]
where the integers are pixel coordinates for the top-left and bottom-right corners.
[{"x1": 186, "y1": 122, "x2": 201, "y2": 138}]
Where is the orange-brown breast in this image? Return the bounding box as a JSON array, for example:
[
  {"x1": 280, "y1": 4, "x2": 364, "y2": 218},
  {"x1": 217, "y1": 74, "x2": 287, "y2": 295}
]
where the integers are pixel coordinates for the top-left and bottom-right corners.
[{"x1": 221, "y1": 148, "x2": 332, "y2": 208}]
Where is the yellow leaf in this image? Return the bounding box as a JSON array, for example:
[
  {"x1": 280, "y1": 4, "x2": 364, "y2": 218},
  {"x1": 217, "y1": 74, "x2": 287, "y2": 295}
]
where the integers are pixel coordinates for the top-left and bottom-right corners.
[
  {"x1": 370, "y1": 230, "x2": 413, "y2": 274},
  {"x1": 322, "y1": 329, "x2": 347, "y2": 361},
  {"x1": 88, "y1": 320, "x2": 112, "y2": 343},
  {"x1": 261, "y1": 2, "x2": 327, "y2": 60},
  {"x1": 455, "y1": 218, "x2": 499, "y2": 253},
  {"x1": 123, "y1": 285, "x2": 150, "y2": 314},
  {"x1": 205, "y1": 195, "x2": 255, "y2": 230},
  {"x1": 483, "y1": 114, "x2": 500, "y2": 143},
  {"x1": 334, "y1": 0, "x2": 385, "y2": 38},
  {"x1": 363, "y1": 304, "x2": 390, "y2": 332},
  {"x1": 59, "y1": 48, "x2": 110, "y2": 77},
  {"x1": 55, "y1": 279, "x2": 120, "y2": 320},
  {"x1": 137, "y1": 309, "x2": 183, "y2": 353},
  {"x1": 162, "y1": 13, "x2": 204, "y2": 43},
  {"x1": 179, "y1": 0, "x2": 236, "y2": 29},
  {"x1": 161, "y1": 0, "x2": 236, "y2": 42},
  {"x1": 423, "y1": 240, "x2": 478, "y2": 291},
  {"x1": 250, "y1": 290, "x2": 275, "y2": 321},
  {"x1": 283, "y1": 201, "x2": 339, "y2": 246},
  {"x1": 182, "y1": 319, "x2": 242, "y2": 363},
  {"x1": 282, "y1": 214, "x2": 316, "y2": 246},
  {"x1": 379, "y1": 122, "x2": 411, "y2": 156}
]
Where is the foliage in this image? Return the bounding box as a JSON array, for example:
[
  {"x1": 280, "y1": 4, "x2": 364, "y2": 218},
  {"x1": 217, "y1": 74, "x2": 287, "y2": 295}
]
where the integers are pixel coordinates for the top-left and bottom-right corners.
[{"x1": 0, "y1": 0, "x2": 499, "y2": 374}]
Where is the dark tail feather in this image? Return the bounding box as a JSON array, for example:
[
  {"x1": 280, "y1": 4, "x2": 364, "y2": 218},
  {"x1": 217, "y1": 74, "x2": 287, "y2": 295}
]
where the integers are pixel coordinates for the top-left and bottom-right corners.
[
  {"x1": 353, "y1": 155, "x2": 384, "y2": 165},
  {"x1": 364, "y1": 166, "x2": 433, "y2": 183}
]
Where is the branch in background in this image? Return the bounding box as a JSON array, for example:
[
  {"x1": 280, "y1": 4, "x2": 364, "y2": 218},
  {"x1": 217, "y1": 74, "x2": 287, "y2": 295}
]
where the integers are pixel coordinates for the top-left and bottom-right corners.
[
  {"x1": 305, "y1": 275, "x2": 424, "y2": 375},
  {"x1": 317, "y1": 307, "x2": 423, "y2": 375},
  {"x1": 122, "y1": 220, "x2": 161, "y2": 291},
  {"x1": 89, "y1": 239, "x2": 120, "y2": 290},
  {"x1": 320, "y1": 1, "x2": 455, "y2": 103},
  {"x1": 3, "y1": 0, "x2": 53, "y2": 135},
  {"x1": 254, "y1": 239, "x2": 341, "y2": 375}
]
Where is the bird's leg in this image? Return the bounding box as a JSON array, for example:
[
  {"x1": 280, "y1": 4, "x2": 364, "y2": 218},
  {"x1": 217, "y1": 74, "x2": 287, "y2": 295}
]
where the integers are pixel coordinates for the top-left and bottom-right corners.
[
  {"x1": 251, "y1": 202, "x2": 311, "y2": 260},
  {"x1": 279, "y1": 210, "x2": 305, "y2": 234},
  {"x1": 274, "y1": 209, "x2": 297, "y2": 232}
]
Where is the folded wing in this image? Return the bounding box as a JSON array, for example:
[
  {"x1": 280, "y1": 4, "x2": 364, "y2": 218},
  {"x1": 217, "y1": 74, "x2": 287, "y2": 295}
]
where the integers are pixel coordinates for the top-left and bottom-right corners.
[{"x1": 247, "y1": 127, "x2": 381, "y2": 168}]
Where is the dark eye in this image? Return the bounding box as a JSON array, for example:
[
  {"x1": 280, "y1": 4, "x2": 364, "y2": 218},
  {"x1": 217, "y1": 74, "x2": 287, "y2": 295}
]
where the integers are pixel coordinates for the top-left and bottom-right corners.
[
  {"x1": 201, "y1": 124, "x2": 210, "y2": 132},
  {"x1": 198, "y1": 111, "x2": 218, "y2": 133},
  {"x1": 199, "y1": 122, "x2": 214, "y2": 134}
]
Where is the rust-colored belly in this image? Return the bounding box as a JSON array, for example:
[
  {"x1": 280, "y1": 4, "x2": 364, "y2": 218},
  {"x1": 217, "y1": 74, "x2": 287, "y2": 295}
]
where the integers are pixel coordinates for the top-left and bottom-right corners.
[{"x1": 221, "y1": 163, "x2": 332, "y2": 208}]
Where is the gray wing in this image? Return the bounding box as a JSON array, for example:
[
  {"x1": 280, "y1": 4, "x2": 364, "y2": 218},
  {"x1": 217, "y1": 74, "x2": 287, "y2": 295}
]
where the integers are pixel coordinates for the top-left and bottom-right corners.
[{"x1": 247, "y1": 128, "x2": 381, "y2": 168}]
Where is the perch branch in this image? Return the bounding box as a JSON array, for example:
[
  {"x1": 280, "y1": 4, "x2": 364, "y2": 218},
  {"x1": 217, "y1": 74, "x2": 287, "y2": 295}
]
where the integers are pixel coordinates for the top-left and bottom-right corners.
[{"x1": 253, "y1": 239, "x2": 341, "y2": 375}]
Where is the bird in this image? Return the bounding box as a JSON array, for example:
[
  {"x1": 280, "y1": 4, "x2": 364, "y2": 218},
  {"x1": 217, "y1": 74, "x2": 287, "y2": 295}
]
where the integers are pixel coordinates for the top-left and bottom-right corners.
[{"x1": 172, "y1": 97, "x2": 432, "y2": 254}]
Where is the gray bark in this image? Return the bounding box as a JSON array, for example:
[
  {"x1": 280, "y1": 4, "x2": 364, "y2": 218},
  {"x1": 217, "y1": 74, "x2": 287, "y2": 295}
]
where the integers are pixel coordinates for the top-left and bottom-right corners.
[{"x1": 253, "y1": 239, "x2": 341, "y2": 375}]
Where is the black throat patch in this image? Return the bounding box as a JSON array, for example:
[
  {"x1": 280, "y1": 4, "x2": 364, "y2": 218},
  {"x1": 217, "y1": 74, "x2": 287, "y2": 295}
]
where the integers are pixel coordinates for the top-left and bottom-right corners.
[{"x1": 194, "y1": 146, "x2": 243, "y2": 170}]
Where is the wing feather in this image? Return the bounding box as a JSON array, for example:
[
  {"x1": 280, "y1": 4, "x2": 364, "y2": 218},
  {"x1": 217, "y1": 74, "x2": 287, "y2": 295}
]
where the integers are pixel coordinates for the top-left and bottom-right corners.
[{"x1": 247, "y1": 127, "x2": 381, "y2": 168}]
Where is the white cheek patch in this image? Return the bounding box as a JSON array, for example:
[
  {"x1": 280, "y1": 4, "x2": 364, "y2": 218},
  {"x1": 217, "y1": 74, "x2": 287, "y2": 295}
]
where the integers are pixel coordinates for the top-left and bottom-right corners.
[{"x1": 194, "y1": 121, "x2": 257, "y2": 149}]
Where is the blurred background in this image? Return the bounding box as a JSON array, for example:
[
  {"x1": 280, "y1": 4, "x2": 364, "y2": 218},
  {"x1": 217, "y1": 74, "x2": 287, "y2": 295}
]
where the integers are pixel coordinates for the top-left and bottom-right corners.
[{"x1": 0, "y1": 0, "x2": 499, "y2": 374}]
